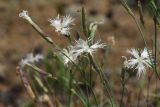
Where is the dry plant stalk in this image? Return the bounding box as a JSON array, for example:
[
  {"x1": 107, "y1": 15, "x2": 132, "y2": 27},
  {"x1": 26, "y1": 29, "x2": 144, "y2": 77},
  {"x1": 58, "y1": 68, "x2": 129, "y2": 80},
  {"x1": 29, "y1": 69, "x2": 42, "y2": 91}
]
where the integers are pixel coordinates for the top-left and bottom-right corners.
[{"x1": 16, "y1": 66, "x2": 36, "y2": 101}]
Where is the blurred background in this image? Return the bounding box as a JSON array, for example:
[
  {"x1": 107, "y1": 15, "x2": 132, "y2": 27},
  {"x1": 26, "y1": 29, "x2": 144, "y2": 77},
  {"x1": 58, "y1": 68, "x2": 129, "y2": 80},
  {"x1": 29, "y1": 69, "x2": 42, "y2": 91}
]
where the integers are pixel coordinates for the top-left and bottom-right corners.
[{"x1": 0, "y1": 0, "x2": 159, "y2": 107}]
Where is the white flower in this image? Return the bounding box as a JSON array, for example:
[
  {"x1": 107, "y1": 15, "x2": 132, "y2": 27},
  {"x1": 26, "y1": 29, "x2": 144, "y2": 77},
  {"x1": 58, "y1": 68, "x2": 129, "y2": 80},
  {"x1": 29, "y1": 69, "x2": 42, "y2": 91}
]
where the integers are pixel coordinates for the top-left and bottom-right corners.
[
  {"x1": 123, "y1": 48, "x2": 152, "y2": 78},
  {"x1": 19, "y1": 53, "x2": 44, "y2": 68},
  {"x1": 59, "y1": 39, "x2": 105, "y2": 65},
  {"x1": 60, "y1": 46, "x2": 78, "y2": 65},
  {"x1": 49, "y1": 15, "x2": 74, "y2": 36},
  {"x1": 19, "y1": 10, "x2": 32, "y2": 23},
  {"x1": 73, "y1": 39, "x2": 106, "y2": 56}
]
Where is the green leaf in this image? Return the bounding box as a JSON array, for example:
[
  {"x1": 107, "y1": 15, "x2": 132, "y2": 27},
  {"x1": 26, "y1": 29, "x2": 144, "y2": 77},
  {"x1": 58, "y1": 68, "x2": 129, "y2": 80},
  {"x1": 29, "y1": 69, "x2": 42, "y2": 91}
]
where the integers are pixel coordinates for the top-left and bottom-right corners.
[{"x1": 71, "y1": 89, "x2": 91, "y2": 107}]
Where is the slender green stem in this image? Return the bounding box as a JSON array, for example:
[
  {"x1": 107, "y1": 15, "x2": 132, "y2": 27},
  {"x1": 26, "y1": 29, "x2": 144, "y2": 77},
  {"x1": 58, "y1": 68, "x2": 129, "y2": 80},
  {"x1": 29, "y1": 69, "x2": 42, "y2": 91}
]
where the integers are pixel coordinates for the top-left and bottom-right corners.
[
  {"x1": 78, "y1": 71, "x2": 99, "y2": 107},
  {"x1": 147, "y1": 74, "x2": 152, "y2": 107},
  {"x1": 68, "y1": 63, "x2": 79, "y2": 107},
  {"x1": 137, "y1": 87, "x2": 142, "y2": 107},
  {"x1": 81, "y1": 67, "x2": 90, "y2": 105},
  {"x1": 68, "y1": 70, "x2": 73, "y2": 107},
  {"x1": 81, "y1": 7, "x2": 88, "y2": 37},
  {"x1": 153, "y1": 13, "x2": 159, "y2": 106},
  {"x1": 154, "y1": 14, "x2": 158, "y2": 80},
  {"x1": 90, "y1": 88, "x2": 99, "y2": 107},
  {"x1": 88, "y1": 54, "x2": 115, "y2": 107},
  {"x1": 30, "y1": 22, "x2": 54, "y2": 45},
  {"x1": 88, "y1": 56, "x2": 99, "y2": 106},
  {"x1": 120, "y1": 82, "x2": 125, "y2": 107},
  {"x1": 120, "y1": 69, "x2": 127, "y2": 107},
  {"x1": 89, "y1": 58, "x2": 92, "y2": 89}
]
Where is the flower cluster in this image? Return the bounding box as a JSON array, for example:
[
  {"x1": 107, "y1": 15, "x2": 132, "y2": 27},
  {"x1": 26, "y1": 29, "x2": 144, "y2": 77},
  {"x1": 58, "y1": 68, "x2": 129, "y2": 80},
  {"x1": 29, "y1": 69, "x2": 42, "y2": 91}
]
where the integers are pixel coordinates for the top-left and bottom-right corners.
[
  {"x1": 49, "y1": 15, "x2": 74, "y2": 36},
  {"x1": 19, "y1": 53, "x2": 44, "y2": 68},
  {"x1": 123, "y1": 48, "x2": 153, "y2": 78},
  {"x1": 19, "y1": 10, "x2": 105, "y2": 66},
  {"x1": 60, "y1": 39, "x2": 106, "y2": 65}
]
